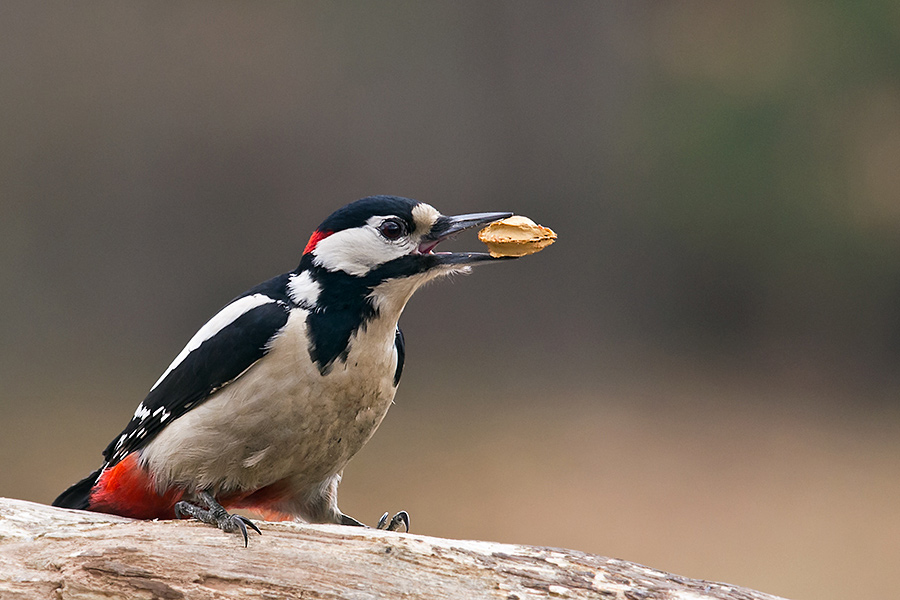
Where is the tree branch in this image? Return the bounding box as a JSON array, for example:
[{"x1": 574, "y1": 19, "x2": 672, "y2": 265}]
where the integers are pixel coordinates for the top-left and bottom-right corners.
[{"x1": 0, "y1": 497, "x2": 786, "y2": 599}]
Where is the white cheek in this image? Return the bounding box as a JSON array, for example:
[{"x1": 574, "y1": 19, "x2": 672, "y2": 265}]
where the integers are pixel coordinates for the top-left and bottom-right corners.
[{"x1": 313, "y1": 227, "x2": 414, "y2": 276}]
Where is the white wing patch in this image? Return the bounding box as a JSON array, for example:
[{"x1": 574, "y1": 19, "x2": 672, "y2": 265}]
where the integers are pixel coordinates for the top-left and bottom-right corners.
[
  {"x1": 133, "y1": 402, "x2": 151, "y2": 420},
  {"x1": 152, "y1": 405, "x2": 171, "y2": 422},
  {"x1": 149, "y1": 293, "x2": 278, "y2": 391}
]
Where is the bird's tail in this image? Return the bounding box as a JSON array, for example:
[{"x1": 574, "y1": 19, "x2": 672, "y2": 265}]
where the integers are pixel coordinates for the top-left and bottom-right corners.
[{"x1": 52, "y1": 468, "x2": 102, "y2": 510}]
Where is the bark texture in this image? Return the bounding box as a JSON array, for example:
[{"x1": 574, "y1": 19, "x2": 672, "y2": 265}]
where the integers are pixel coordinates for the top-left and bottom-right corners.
[{"x1": 0, "y1": 497, "x2": 787, "y2": 600}]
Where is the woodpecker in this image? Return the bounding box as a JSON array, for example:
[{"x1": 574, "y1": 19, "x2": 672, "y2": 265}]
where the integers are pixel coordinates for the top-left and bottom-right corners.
[{"x1": 53, "y1": 196, "x2": 514, "y2": 545}]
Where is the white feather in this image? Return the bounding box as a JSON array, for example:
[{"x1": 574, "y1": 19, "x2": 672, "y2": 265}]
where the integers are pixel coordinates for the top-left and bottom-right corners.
[{"x1": 288, "y1": 271, "x2": 321, "y2": 306}]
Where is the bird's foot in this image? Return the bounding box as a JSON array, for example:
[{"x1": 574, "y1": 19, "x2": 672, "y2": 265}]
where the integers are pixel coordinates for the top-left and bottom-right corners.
[
  {"x1": 174, "y1": 490, "x2": 262, "y2": 547},
  {"x1": 377, "y1": 510, "x2": 410, "y2": 532},
  {"x1": 340, "y1": 510, "x2": 409, "y2": 532}
]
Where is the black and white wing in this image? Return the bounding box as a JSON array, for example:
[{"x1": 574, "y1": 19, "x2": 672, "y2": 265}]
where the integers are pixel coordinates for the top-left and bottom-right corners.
[{"x1": 103, "y1": 277, "x2": 292, "y2": 466}]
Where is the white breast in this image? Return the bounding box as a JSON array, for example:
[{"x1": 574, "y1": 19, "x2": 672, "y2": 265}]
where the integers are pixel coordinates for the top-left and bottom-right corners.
[{"x1": 140, "y1": 306, "x2": 400, "y2": 497}]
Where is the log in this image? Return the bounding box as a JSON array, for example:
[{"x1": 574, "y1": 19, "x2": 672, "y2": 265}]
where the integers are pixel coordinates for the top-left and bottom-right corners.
[{"x1": 0, "y1": 497, "x2": 786, "y2": 600}]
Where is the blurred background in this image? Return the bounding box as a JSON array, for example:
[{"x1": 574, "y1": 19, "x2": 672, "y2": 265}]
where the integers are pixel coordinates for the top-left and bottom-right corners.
[{"x1": 1, "y1": 2, "x2": 898, "y2": 598}]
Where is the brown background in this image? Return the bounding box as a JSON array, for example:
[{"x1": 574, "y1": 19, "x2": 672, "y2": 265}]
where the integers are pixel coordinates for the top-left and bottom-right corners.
[{"x1": 2, "y1": 3, "x2": 899, "y2": 599}]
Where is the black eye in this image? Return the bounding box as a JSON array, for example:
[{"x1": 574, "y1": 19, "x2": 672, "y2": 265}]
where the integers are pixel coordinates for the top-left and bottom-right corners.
[{"x1": 379, "y1": 219, "x2": 405, "y2": 240}]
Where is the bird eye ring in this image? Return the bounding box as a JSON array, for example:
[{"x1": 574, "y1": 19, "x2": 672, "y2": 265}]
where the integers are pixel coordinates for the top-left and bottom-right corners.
[{"x1": 379, "y1": 219, "x2": 405, "y2": 240}]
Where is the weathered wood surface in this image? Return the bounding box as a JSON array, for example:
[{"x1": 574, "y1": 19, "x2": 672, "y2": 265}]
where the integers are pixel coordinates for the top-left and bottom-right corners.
[{"x1": 0, "y1": 497, "x2": 787, "y2": 600}]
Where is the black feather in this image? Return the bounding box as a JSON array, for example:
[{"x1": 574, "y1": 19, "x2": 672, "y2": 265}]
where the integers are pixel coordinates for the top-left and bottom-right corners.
[
  {"x1": 393, "y1": 327, "x2": 405, "y2": 386},
  {"x1": 52, "y1": 468, "x2": 102, "y2": 509},
  {"x1": 304, "y1": 265, "x2": 378, "y2": 374},
  {"x1": 302, "y1": 254, "x2": 433, "y2": 375},
  {"x1": 315, "y1": 196, "x2": 419, "y2": 235}
]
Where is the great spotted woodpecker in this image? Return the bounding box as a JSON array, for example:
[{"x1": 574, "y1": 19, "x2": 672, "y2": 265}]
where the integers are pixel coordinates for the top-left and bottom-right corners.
[{"x1": 53, "y1": 196, "x2": 513, "y2": 545}]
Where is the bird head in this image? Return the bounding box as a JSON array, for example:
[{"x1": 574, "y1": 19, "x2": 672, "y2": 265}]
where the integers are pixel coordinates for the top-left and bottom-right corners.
[
  {"x1": 291, "y1": 196, "x2": 512, "y2": 375},
  {"x1": 299, "y1": 195, "x2": 512, "y2": 281}
]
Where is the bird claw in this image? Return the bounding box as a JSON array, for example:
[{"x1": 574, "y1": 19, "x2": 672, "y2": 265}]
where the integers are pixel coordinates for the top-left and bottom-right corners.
[
  {"x1": 376, "y1": 510, "x2": 410, "y2": 533},
  {"x1": 339, "y1": 509, "x2": 409, "y2": 532},
  {"x1": 222, "y1": 514, "x2": 262, "y2": 547},
  {"x1": 174, "y1": 491, "x2": 262, "y2": 547},
  {"x1": 240, "y1": 515, "x2": 263, "y2": 536}
]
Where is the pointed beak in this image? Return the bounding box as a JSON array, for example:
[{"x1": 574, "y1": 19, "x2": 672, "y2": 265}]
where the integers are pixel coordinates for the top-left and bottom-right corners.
[{"x1": 418, "y1": 211, "x2": 514, "y2": 265}]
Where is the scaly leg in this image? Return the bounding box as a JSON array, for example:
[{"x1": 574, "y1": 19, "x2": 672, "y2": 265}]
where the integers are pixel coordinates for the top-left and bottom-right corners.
[{"x1": 175, "y1": 490, "x2": 262, "y2": 547}]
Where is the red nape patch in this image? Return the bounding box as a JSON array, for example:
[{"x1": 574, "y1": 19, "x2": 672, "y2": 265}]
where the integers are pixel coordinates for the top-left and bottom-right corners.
[
  {"x1": 89, "y1": 453, "x2": 183, "y2": 520},
  {"x1": 303, "y1": 229, "x2": 332, "y2": 255}
]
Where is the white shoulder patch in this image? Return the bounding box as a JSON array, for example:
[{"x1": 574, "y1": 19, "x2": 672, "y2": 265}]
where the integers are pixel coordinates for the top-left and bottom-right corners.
[
  {"x1": 150, "y1": 293, "x2": 278, "y2": 391},
  {"x1": 288, "y1": 271, "x2": 321, "y2": 307}
]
